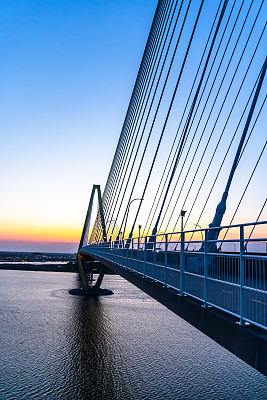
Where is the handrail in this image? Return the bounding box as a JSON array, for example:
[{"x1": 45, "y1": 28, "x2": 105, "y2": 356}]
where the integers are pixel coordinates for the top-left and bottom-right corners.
[
  {"x1": 88, "y1": 220, "x2": 267, "y2": 244},
  {"x1": 82, "y1": 221, "x2": 267, "y2": 331}
]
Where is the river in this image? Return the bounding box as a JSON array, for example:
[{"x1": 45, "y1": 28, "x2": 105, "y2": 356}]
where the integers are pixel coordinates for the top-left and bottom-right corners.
[{"x1": 0, "y1": 270, "x2": 266, "y2": 399}]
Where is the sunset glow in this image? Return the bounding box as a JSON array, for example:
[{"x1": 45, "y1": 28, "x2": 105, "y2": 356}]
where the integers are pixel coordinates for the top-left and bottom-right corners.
[{"x1": 0, "y1": 223, "x2": 80, "y2": 243}]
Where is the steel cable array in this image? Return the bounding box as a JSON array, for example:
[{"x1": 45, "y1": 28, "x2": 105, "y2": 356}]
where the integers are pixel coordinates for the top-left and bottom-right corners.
[
  {"x1": 87, "y1": 0, "x2": 266, "y2": 246},
  {"x1": 90, "y1": 0, "x2": 169, "y2": 241},
  {"x1": 157, "y1": 0, "x2": 264, "y2": 238}
]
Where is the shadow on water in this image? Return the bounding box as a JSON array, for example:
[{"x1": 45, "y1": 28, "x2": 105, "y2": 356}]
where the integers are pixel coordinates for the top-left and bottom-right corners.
[{"x1": 64, "y1": 295, "x2": 133, "y2": 400}]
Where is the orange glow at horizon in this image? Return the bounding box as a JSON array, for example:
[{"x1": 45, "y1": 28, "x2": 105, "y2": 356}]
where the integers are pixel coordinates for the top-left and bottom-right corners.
[{"x1": 0, "y1": 223, "x2": 81, "y2": 243}]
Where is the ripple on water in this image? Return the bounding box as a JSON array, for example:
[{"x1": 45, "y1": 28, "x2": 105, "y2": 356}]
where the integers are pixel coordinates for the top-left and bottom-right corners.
[{"x1": 0, "y1": 271, "x2": 266, "y2": 400}]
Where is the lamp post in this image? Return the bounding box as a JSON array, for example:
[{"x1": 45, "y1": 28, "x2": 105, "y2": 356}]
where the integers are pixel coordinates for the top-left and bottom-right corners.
[
  {"x1": 123, "y1": 198, "x2": 144, "y2": 239},
  {"x1": 119, "y1": 231, "x2": 122, "y2": 247},
  {"x1": 180, "y1": 210, "x2": 186, "y2": 252},
  {"x1": 138, "y1": 224, "x2": 142, "y2": 250},
  {"x1": 180, "y1": 210, "x2": 187, "y2": 233},
  {"x1": 107, "y1": 219, "x2": 119, "y2": 240},
  {"x1": 180, "y1": 210, "x2": 186, "y2": 296},
  {"x1": 194, "y1": 223, "x2": 203, "y2": 241}
]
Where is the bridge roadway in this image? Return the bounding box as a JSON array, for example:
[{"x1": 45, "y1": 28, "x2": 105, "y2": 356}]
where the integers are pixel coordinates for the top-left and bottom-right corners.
[{"x1": 80, "y1": 245, "x2": 267, "y2": 376}]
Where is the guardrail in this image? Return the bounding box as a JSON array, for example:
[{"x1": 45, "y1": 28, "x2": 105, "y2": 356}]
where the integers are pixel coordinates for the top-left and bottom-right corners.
[{"x1": 82, "y1": 221, "x2": 267, "y2": 330}]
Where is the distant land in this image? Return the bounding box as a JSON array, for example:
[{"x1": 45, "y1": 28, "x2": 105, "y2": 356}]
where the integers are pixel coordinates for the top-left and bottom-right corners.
[
  {"x1": 0, "y1": 251, "x2": 77, "y2": 272},
  {"x1": 0, "y1": 241, "x2": 79, "y2": 253}
]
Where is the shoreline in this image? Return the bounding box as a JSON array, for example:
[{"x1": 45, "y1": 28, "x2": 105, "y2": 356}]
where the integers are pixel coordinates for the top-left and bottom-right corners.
[{"x1": 0, "y1": 264, "x2": 76, "y2": 273}]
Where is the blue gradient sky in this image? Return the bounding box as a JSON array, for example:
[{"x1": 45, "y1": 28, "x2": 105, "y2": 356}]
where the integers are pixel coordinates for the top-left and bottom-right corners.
[
  {"x1": 0, "y1": 0, "x2": 266, "y2": 253},
  {"x1": 0, "y1": 0, "x2": 157, "y2": 251}
]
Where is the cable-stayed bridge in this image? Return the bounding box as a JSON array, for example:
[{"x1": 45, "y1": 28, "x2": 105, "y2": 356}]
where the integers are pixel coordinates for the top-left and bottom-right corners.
[{"x1": 72, "y1": 0, "x2": 267, "y2": 375}]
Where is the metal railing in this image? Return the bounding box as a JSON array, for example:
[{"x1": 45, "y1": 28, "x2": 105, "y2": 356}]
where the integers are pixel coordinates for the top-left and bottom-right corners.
[{"x1": 82, "y1": 221, "x2": 267, "y2": 330}]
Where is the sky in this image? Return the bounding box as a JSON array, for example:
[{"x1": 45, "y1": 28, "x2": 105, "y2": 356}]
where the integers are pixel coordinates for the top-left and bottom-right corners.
[
  {"x1": 0, "y1": 0, "x2": 266, "y2": 253},
  {"x1": 0, "y1": 0, "x2": 158, "y2": 252}
]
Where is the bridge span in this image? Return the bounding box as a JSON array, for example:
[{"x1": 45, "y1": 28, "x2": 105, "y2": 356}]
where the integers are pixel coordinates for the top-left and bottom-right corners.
[
  {"x1": 72, "y1": 0, "x2": 267, "y2": 377},
  {"x1": 78, "y1": 221, "x2": 267, "y2": 376}
]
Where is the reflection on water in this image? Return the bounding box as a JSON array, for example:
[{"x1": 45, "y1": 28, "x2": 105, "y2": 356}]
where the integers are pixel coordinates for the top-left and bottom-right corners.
[
  {"x1": 0, "y1": 270, "x2": 266, "y2": 400},
  {"x1": 66, "y1": 297, "x2": 131, "y2": 400}
]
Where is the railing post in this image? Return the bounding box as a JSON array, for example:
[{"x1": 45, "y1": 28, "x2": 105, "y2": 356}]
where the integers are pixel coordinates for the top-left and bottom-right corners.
[
  {"x1": 137, "y1": 235, "x2": 139, "y2": 261},
  {"x1": 144, "y1": 237, "x2": 147, "y2": 277},
  {"x1": 180, "y1": 232, "x2": 184, "y2": 296},
  {"x1": 122, "y1": 239, "x2": 124, "y2": 257},
  {"x1": 153, "y1": 236, "x2": 156, "y2": 280},
  {"x1": 204, "y1": 230, "x2": 208, "y2": 308},
  {"x1": 239, "y1": 225, "x2": 245, "y2": 326},
  {"x1": 165, "y1": 234, "x2": 168, "y2": 286},
  {"x1": 126, "y1": 239, "x2": 129, "y2": 269}
]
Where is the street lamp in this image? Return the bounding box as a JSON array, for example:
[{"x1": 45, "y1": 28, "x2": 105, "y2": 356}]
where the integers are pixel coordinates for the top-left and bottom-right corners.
[
  {"x1": 180, "y1": 210, "x2": 187, "y2": 252},
  {"x1": 106, "y1": 219, "x2": 119, "y2": 240},
  {"x1": 193, "y1": 224, "x2": 203, "y2": 251},
  {"x1": 101, "y1": 228, "x2": 107, "y2": 244},
  {"x1": 194, "y1": 224, "x2": 203, "y2": 241},
  {"x1": 180, "y1": 210, "x2": 187, "y2": 232},
  {"x1": 123, "y1": 198, "x2": 144, "y2": 239},
  {"x1": 138, "y1": 224, "x2": 142, "y2": 250},
  {"x1": 119, "y1": 231, "x2": 122, "y2": 246}
]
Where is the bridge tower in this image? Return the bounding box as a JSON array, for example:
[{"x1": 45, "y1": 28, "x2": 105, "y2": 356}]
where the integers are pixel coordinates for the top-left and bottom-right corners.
[{"x1": 69, "y1": 184, "x2": 113, "y2": 296}]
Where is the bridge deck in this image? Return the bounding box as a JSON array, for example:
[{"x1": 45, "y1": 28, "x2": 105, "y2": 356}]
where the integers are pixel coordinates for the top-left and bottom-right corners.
[{"x1": 80, "y1": 244, "x2": 267, "y2": 376}]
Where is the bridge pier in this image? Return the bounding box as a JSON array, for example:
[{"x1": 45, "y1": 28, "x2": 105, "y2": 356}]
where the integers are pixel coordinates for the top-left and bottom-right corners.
[{"x1": 69, "y1": 254, "x2": 113, "y2": 296}]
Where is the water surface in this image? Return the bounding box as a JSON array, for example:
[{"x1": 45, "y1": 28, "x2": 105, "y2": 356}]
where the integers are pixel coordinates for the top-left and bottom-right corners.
[{"x1": 0, "y1": 270, "x2": 266, "y2": 399}]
